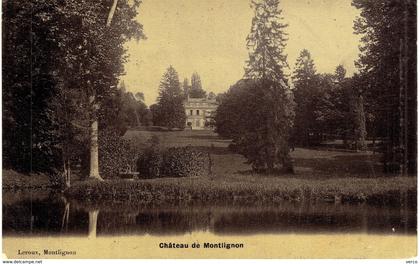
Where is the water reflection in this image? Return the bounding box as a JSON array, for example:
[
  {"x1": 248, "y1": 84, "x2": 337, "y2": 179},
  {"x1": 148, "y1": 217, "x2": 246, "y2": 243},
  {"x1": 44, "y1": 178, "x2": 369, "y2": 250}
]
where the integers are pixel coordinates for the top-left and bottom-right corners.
[
  {"x1": 2, "y1": 191, "x2": 416, "y2": 237},
  {"x1": 88, "y1": 210, "x2": 99, "y2": 238}
]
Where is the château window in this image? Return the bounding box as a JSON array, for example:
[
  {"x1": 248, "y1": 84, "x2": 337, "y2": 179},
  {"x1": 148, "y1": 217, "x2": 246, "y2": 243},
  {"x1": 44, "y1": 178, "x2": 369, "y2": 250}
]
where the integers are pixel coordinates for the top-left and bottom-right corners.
[
  {"x1": 196, "y1": 110, "x2": 200, "y2": 115},
  {"x1": 190, "y1": 110, "x2": 193, "y2": 116}
]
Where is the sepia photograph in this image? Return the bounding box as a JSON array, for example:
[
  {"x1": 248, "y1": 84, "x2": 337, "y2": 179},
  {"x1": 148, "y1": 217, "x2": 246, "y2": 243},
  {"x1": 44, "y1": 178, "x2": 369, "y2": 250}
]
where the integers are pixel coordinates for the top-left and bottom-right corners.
[{"x1": 2, "y1": 0, "x2": 417, "y2": 260}]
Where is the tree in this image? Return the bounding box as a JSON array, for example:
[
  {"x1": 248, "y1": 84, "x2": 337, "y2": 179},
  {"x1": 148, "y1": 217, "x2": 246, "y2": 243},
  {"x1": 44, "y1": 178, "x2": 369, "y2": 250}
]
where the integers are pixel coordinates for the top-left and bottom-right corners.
[
  {"x1": 315, "y1": 67, "x2": 368, "y2": 150},
  {"x1": 245, "y1": 0, "x2": 288, "y2": 83},
  {"x1": 315, "y1": 73, "x2": 351, "y2": 140},
  {"x1": 135, "y1": 92, "x2": 145, "y2": 102},
  {"x1": 292, "y1": 49, "x2": 322, "y2": 146},
  {"x1": 216, "y1": 0, "x2": 294, "y2": 173},
  {"x1": 60, "y1": 0, "x2": 144, "y2": 181},
  {"x1": 2, "y1": 0, "x2": 145, "y2": 183},
  {"x1": 349, "y1": 74, "x2": 367, "y2": 151},
  {"x1": 353, "y1": 0, "x2": 416, "y2": 173},
  {"x1": 118, "y1": 89, "x2": 149, "y2": 128},
  {"x1": 207, "y1": 92, "x2": 216, "y2": 100},
  {"x1": 189, "y1": 72, "x2": 207, "y2": 98},
  {"x1": 245, "y1": 0, "x2": 294, "y2": 172},
  {"x1": 334, "y1": 65, "x2": 346, "y2": 82},
  {"x1": 215, "y1": 93, "x2": 226, "y2": 103},
  {"x1": 150, "y1": 104, "x2": 160, "y2": 125},
  {"x1": 154, "y1": 66, "x2": 186, "y2": 129},
  {"x1": 3, "y1": 1, "x2": 62, "y2": 173},
  {"x1": 182, "y1": 78, "x2": 190, "y2": 99}
]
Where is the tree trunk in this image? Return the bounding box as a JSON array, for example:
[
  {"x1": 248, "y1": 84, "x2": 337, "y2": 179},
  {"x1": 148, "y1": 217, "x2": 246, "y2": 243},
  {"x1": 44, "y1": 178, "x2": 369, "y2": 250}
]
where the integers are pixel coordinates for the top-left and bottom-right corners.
[
  {"x1": 356, "y1": 94, "x2": 367, "y2": 151},
  {"x1": 89, "y1": 94, "x2": 102, "y2": 180},
  {"x1": 89, "y1": 116, "x2": 102, "y2": 180}
]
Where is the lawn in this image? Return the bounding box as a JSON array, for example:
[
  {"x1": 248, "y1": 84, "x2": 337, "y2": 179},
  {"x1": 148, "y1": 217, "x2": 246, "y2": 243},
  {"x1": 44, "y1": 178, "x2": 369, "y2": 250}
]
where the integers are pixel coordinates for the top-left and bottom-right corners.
[
  {"x1": 65, "y1": 129, "x2": 417, "y2": 206},
  {"x1": 124, "y1": 129, "x2": 385, "y2": 179}
]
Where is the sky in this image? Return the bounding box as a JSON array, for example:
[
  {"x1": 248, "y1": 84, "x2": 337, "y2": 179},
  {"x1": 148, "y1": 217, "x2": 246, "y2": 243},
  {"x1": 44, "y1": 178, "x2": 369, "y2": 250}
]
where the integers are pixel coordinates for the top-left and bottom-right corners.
[{"x1": 122, "y1": 0, "x2": 361, "y2": 106}]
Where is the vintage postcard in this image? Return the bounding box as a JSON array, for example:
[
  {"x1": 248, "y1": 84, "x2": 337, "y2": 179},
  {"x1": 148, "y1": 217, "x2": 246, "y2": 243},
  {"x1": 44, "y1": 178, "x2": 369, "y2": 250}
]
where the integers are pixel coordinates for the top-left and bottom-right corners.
[{"x1": 2, "y1": 0, "x2": 417, "y2": 261}]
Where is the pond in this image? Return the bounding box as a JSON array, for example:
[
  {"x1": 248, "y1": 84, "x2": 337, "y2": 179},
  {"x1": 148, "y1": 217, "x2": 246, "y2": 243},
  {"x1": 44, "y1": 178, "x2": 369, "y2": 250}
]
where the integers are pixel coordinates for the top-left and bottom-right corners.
[{"x1": 3, "y1": 190, "x2": 416, "y2": 237}]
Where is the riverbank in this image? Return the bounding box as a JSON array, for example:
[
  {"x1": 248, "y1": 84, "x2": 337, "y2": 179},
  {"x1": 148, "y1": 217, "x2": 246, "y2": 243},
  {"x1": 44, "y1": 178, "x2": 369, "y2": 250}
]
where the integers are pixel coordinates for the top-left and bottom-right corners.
[
  {"x1": 2, "y1": 169, "x2": 53, "y2": 190},
  {"x1": 5, "y1": 130, "x2": 417, "y2": 207},
  {"x1": 65, "y1": 176, "x2": 416, "y2": 207}
]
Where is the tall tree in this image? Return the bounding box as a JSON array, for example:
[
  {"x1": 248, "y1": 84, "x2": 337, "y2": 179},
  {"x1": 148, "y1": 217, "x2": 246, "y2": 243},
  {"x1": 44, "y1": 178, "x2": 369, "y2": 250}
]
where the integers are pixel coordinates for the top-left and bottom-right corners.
[
  {"x1": 217, "y1": 0, "x2": 294, "y2": 173},
  {"x1": 135, "y1": 92, "x2": 145, "y2": 102},
  {"x1": 292, "y1": 49, "x2": 322, "y2": 146},
  {"x1": 3, "y1": 1, "x2": 62, "y2": 172},
  {"x1": 353, "y1": 0, "x2": 416, "y2": 173},
  {"x1": 315, "y1": 72, "x2": 349, "y2": 141},
  {"x1": 182, "y1": 78, "x2": 190, "y2": 99},
  {"x1": 154, "y1": 66, "x2": 186, "y2": 129},
  {"x1": 350, "y1": 74, "x2": 367, "y2": 151},
  {"x1": 247, "y1": 0, "x2": 294, "y2": 172},
  {"x1": 245, "y1": 0, "x2": 288, "y2": 83},
  {"x1": 3, "y1": 0, "x2": 145, "y2": 182},
  {"x1": 189, "y1": 72, "x2": 206, "y2": 98},
  {"x1": 334, "y1": 65, "x2": 346, "y2": 82}
]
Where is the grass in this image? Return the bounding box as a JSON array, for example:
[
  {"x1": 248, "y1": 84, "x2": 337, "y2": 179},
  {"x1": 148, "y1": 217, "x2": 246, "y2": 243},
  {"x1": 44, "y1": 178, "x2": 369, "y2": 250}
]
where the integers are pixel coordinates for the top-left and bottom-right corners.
[
  {"x1": 125, "y1": 129, "x2": 388, "y2": 179},
  {"x1": 4, "y1": 130, "x2": 415, "y2": 206},
  {"x1": 65, "y1": 176, "x2": 416, "y2": 207},
  {"x1": 66, "y1": 129, "x2": 417, "y2": 206}
]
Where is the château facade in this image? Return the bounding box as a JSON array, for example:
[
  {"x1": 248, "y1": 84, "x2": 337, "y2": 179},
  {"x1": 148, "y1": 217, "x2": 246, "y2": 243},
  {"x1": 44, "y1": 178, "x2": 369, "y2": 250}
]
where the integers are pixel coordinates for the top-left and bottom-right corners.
[{"x1": 184, "y1": 97, "x2": 218, "y2": 129}]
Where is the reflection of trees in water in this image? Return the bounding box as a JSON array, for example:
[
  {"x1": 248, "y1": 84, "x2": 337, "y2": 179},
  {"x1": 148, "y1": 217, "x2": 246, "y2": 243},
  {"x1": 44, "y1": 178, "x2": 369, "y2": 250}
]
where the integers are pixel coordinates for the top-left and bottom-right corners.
[
  {"x1": 3, "y1": 194, "x2": 417, "y2": 236},
  {"x1": 88, "y1": 210, "x2": 99, "y2": 238},
  {"x1": 82, "y1": 202, "x2": 417, "y2": 236},
  {"x1": 96, "y1": 210, "x2": 211, "y2": 235},
  {"x1": 61, "y1": 197, "x2": 70, "y2": 233},
  {"x1": 2, "y1": 194, "x2": 87, "y2": 236}
]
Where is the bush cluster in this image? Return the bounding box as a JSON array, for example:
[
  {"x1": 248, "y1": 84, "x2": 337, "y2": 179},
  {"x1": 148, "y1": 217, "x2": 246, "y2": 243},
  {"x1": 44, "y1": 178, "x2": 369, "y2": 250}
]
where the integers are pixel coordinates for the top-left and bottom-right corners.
[
  {"x1": 137, "y1": 139, "x2": 207, "y2": 178},
  {"x1": 99, "y1": 129, "x2": 137, "y2": 178},
  {"x1": 162, "y1": 147, "x2": 207, "y2": 177}
]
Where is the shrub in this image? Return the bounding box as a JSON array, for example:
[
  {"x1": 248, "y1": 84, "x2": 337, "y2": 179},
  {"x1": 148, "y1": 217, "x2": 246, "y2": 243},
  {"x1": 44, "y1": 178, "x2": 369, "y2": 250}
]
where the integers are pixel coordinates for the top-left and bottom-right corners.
[
  {"x1": 162, "y1": 147, "x2": 207, "y2": 177},
  {"x1": 137, "y1": 146, "x2": 163, "y2": 179},
  {"x1": 99, "y1": 129, "x2": 137, "y2": 178},
  {"x1": 137, "y1": 135, "x2": 163, "y2": 178},
  {"x1": 136, "y1": 137, "x2": 207, "y2": 178},
  {"x1": 48, "y1": 169, "x2": 66, "y2": 189}
]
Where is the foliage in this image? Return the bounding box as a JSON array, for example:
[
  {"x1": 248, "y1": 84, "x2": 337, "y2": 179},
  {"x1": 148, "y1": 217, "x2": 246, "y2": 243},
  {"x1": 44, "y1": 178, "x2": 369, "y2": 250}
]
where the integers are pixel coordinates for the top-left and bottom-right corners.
[
  {"x1": 245, "y1": 0, "x2": 288, "y2": 83},
  {"x1": 137, "y1": 139, "x2": 207, "y2": 178},
  {"x1": 153, "y1": 66, "x2": 186, "y2": 129},
  {"x1": 189, "y1": 72, "x2": 207, "y2": 98},
  {"x1": 2, "y1": 0, "x2": 145, "y2": 177},
  {"x1": 66, "y1": 175, "x2": 417, "y2": 207},
  {"x1": 207, "y1": 92, "x2": 216, "y2": 100},
  {"x1": 162, "y1": 147, "x2": 207, "y2": 177},
  {"x1": 2, "y1": 170, "x2": 53, "y2": 190},
  {"x1": 315, "y1": 69, "x2": 353, "y2": 141},
  {"x1": 137, "y1": 136, "x2": 163, "y2": 178},
  {"x1": 3, "y1": 1, "x2": 61, "y2": 172},
  {"x1": 218, "y1": 0, "x2": 294, "y2": 173},
  {"x1": 352, "y1": 0, "x2": 416, "y2": 173},
  {"x1": 98, "y1": 129, "x2": 137, "y2": 179},
  {"x1": 216, "y1": 79, "x2": 294, "y2": 172},
  {"x1": 291, "y1": 49, "x2": 323, "y2": 146},
  {"x1": 315, "y1": 68, "x2": 368, "y2": 150},
  {"x1": 182, "y1": 78, "x2": 190, "y2": 99},
  {"x1": 116, "y1": 83, "x2": 151, "y2": 129}
]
